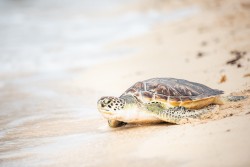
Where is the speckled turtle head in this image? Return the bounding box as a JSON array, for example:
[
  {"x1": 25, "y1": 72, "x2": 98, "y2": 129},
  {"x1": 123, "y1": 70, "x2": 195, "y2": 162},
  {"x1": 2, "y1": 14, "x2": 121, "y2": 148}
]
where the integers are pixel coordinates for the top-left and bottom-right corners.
[
  {"x1": 97, "y1": 95, "x2": 139, "y2": 127},
  {"x1": 97, "y1": 96, "x2": 126, "y2": 121},
  {"x1": 97, "y1": 97, "x2": 125, "y2": 114}
]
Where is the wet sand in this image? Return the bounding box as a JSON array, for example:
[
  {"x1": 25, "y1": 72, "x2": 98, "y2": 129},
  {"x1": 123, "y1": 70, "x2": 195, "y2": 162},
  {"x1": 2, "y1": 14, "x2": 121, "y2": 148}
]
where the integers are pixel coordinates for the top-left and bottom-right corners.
[{"x1": 1, "y1": 0, "x2": 250, "y2": 167}]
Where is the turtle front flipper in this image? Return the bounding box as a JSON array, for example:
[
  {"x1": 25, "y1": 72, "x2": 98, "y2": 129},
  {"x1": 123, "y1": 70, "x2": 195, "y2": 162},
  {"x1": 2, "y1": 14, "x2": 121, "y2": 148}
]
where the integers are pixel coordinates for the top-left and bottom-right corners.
[
  {"x1": 145, "y1": 103, "x2": 218, "y2": 124},
  {"x1": 108, "y1": 120, "x2": 127, "y2": 128}
]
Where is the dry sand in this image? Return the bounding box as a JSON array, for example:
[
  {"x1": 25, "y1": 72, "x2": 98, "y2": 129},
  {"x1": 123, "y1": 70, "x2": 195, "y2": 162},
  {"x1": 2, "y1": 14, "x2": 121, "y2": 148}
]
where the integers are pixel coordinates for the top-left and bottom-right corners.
[
  {"x1": 81, "y1": 0, "x2": 250, "y2": 166},
  {"x1": 1, "y1": 0, "x2": 250, "y2": 167}
]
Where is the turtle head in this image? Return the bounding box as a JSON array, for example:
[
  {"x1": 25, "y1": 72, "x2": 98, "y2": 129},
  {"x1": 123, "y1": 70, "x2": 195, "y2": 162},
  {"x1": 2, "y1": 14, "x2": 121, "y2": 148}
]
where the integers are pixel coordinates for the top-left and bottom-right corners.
[
  {"x1": 98, "y1": 95, "x2": 141, "y2": 125},
  {"x1": 97, "y1": 96, "x2": 125, "y2": 120}
]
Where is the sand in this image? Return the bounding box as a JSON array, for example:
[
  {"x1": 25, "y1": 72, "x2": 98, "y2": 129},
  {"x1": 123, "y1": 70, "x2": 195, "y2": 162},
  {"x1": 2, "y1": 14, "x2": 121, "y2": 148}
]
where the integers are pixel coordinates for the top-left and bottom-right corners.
[
  {"x1": 0, "y1": 0, "x2": 250, "y2": 167},
  {"x1": 79, "y1": 0, "x2": 250, "y2": 166}
]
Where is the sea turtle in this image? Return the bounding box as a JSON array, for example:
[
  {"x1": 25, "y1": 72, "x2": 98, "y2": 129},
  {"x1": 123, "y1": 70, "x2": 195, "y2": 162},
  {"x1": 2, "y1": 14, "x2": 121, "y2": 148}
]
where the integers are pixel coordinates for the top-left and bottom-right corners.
[{"x1": 97, "y1": 78, "x2": 246, "y2": 128}]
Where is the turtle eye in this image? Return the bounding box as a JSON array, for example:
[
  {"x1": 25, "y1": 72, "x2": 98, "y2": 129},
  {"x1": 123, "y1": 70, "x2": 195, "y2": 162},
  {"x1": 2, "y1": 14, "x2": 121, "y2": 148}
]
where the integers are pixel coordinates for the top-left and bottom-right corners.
[{"x1": 104, "y1": 99, "x2": 111, "y2": 104}]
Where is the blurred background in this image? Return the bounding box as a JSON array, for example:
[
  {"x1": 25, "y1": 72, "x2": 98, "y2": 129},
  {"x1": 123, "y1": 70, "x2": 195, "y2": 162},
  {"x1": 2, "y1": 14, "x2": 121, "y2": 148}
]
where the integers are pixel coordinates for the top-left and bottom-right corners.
[
  {"x1": 0, "y1": 0, "x2": 249, "y2": 166},
  {"x1": 0, "y1": 0, "x2": 197, "y2": 73}
]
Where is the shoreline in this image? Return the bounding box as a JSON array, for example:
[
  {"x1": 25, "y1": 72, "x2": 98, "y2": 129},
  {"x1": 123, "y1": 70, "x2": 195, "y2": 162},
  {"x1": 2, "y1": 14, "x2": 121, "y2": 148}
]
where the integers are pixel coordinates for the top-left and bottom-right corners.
[{"x1": 0, "y1": 0, "x2": 250, "y2": 166}]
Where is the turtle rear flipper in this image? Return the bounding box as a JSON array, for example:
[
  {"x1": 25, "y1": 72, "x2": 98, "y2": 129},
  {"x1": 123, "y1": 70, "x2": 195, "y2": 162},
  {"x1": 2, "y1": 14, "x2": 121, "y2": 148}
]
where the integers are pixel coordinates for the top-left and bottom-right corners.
[
  {"x1": 145, "y1": 103, "x2": 218, "y2": 124},
  {"x1": 224, "y1": 96, "x2": 247, "y2": 102}
]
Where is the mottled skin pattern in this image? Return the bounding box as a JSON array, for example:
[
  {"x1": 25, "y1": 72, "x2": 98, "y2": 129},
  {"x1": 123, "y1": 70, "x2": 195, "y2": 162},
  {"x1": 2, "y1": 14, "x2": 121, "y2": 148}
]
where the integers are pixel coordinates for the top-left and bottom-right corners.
[{"x1": 97, "y1": 78, "x2": 246, "y2": 128}]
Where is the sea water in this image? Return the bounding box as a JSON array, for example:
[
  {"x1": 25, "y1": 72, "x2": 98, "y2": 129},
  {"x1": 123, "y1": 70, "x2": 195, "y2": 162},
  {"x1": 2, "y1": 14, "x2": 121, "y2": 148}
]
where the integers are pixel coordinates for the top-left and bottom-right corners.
[{"x1": 0, "y1": 0, "x2": 199, "y2": 166}]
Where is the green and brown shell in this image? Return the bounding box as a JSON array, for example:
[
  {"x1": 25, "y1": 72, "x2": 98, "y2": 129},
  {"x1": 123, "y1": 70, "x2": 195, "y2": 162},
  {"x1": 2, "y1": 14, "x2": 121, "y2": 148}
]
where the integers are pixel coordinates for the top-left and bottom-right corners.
[{"x1": 121, "y1": 78, "x2": 224, "y2": 109}]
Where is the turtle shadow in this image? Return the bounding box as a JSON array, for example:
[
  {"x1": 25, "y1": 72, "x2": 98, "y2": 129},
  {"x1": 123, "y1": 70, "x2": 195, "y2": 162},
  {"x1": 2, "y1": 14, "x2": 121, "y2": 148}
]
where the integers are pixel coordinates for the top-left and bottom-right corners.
[{"x1": 108, "y1": 122, "x2": 176, "y2": 131}]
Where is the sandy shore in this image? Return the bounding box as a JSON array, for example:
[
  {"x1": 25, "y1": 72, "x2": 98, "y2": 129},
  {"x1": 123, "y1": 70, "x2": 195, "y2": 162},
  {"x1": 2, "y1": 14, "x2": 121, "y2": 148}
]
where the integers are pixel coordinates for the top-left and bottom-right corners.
[
  {"x1": 0, "y1": 0, "x2": 250, "y2": 167},
  {"x1": 82, "y1": 0, "x2": 250, "y2": 166}
]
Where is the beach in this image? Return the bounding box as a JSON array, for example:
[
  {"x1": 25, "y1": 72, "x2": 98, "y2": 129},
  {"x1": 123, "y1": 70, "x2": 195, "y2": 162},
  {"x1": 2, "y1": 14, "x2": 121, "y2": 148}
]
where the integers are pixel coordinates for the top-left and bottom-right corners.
[{"x1": 0, "y1": 0, "x2": 250, "y2": 166}]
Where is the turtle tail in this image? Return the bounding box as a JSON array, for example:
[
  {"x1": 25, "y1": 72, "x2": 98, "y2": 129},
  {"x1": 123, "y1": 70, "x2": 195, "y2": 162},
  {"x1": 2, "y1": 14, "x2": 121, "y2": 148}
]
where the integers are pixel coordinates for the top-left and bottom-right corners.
[{"x1": 155, "y1": 105, "x2": 218, "y2": 124}]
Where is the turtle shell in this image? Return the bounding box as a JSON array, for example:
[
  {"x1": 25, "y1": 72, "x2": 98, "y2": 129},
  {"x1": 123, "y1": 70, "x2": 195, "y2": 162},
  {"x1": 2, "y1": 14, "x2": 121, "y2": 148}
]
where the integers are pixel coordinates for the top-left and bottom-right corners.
[{"x1": 121, "y1": 78, "x2": 224, "y2": 109}]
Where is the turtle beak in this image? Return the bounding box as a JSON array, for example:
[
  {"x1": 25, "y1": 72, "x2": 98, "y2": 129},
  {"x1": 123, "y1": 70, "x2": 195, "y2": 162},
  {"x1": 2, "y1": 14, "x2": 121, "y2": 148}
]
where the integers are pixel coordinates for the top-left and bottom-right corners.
[
  {"x1": 102, "y1": 110, "x2": 113, "y2": 115},
  {"x1": 97, "y1": 99, "x2": 113, "y2": 115},
  {"x1": 100, "y1": 110, "x2": 114, "y2": 120},
  {"x1": 97, "y1": 99, "x2": 104, "y2": 110}
]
